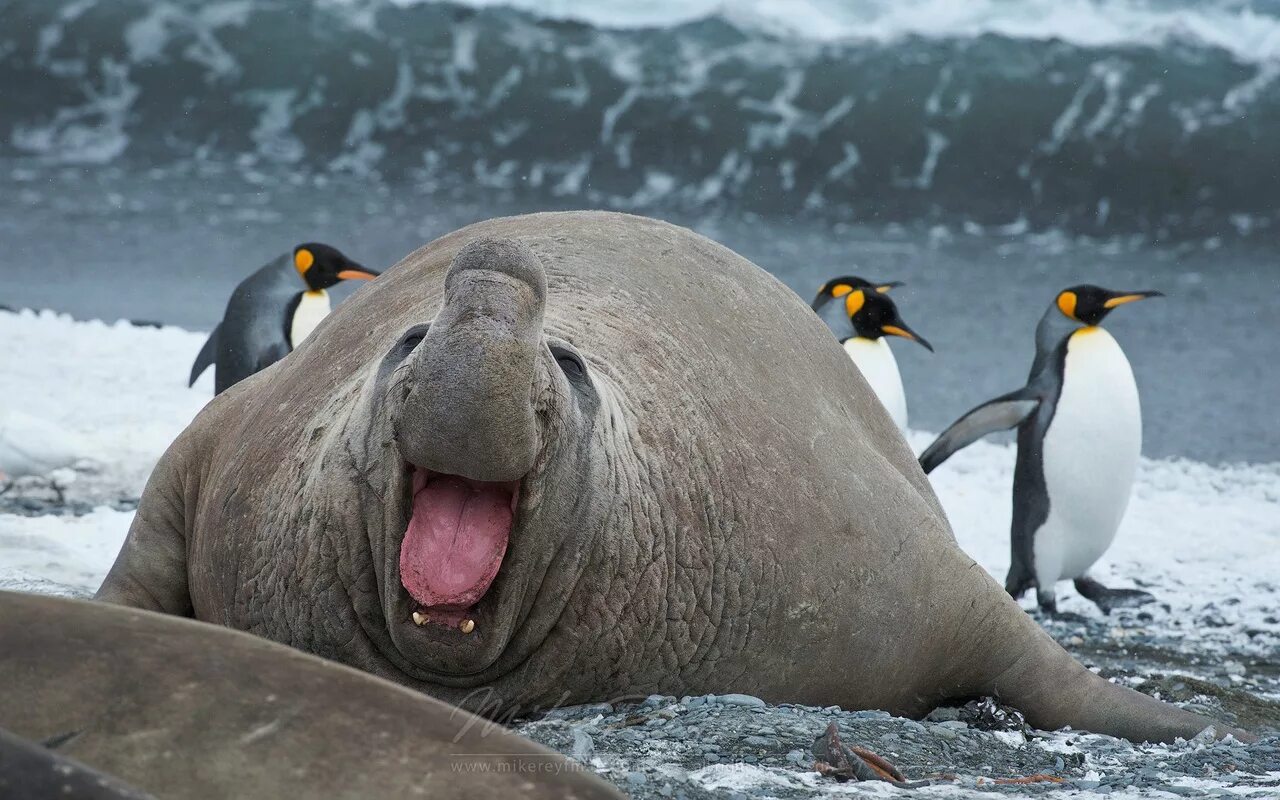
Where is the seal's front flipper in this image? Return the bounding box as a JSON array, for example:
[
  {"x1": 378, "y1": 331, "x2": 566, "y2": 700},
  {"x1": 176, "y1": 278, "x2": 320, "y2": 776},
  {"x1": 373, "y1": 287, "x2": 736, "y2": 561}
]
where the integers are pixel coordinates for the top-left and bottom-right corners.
[
  {"x1": 918, "y1": 389, "x2": 1040, "y2": 474},
  {"x1": 1074, "y1": 576, "x2": 1155, "y2": 615},
  {"x1": 188, "y1": 322, "x2": 221, "y2": 387},
  {"x1": 95, "y1": 436, "x2": 193, "y2": 616}
]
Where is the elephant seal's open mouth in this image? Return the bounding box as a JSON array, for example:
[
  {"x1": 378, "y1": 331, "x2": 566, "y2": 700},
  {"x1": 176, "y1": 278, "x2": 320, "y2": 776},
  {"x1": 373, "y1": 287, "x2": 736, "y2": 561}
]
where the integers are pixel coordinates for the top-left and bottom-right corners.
[{"x1": 400, "y1": 469, "x2": 521, "y2": 632}]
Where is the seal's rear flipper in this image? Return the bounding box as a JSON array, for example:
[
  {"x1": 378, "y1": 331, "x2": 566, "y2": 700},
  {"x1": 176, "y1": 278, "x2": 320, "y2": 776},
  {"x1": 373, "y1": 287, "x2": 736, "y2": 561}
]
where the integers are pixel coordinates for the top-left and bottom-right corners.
[
  {"x1": 188, "y1": 323, "x2": 221, "y2": 387},
  {"x1": 918, "y1": 390, "x2": 1040, "y2": 474},
  {"x1": 959, "y1": 582, "x2": 1254, "y2": 743},
  {"x1": 1073, "y1": 576, "x2": 1155, "y2": 615}
]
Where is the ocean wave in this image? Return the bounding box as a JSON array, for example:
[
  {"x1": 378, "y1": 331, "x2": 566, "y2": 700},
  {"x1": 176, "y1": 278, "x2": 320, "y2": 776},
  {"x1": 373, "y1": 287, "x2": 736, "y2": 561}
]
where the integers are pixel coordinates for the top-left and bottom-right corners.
[
  {"x1": 2, "y1": 0, "x2": 1278, "y2": 239},
  {"x1": 402, "y1": 0, "x2": 1280, "y2": 64}
]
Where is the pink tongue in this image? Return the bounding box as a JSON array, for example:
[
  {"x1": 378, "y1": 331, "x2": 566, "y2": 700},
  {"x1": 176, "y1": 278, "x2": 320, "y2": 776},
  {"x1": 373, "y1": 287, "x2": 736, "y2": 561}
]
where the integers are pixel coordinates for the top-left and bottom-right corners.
[{"x1": 399, "y1": 476, "x2": 512, "y2": 609}]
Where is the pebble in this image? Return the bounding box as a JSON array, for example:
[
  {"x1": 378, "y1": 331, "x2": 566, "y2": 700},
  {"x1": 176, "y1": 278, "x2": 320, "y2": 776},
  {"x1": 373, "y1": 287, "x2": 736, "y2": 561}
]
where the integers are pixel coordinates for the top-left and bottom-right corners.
[
  {"x1": 571, "y1": 730, "x2": 593, "y2": 762},
  {"x1": 509, "y1": 681, "x2": 1277, "y2": 800},
  {"x1": 717, "y1": 694, "x2": 766, "y2": 708},
  {"x1": 542, "y1": 702, "x2": 612, "y2": 720}
]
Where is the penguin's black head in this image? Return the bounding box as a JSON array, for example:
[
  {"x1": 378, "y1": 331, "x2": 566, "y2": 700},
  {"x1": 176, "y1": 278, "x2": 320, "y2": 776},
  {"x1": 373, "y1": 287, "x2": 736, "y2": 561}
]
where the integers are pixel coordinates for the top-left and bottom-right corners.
[
  {"x1": 811, "y1": 275, "x2": 901, "y2": 311},
  {"x1": 293, "y1": 243, "x2": 380, "y2": 291},
  {"x1": 845, "y1": 289, "x2": 933, "y2": 352},
  {"x1": 1056, "y1": 285, "x2": 1163, "y2": 326}
]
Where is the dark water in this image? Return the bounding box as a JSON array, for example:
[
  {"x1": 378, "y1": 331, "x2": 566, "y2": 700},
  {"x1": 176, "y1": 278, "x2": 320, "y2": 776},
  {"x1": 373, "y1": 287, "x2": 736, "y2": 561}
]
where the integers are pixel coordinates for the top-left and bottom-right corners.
[
  {"x1": 3, "y1": 0, "x2": 1280, "y2": 240},
  {"x1": 2, "y1": 166, "x2": 1276, "y2": 464}
]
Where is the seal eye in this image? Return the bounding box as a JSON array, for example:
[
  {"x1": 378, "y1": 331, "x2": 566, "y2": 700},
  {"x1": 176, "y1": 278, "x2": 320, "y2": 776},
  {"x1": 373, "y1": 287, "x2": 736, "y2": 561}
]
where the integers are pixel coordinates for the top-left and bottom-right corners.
[{"x1": 551, "y1": 347, "x2": 586, "y2": 382}]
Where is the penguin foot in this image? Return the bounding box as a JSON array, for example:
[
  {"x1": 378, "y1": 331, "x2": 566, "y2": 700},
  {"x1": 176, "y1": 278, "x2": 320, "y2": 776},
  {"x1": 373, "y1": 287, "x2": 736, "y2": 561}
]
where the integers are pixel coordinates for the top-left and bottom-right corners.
[{"x1": 1073, "y1": 577, "x2": 1155, "y2": 615}]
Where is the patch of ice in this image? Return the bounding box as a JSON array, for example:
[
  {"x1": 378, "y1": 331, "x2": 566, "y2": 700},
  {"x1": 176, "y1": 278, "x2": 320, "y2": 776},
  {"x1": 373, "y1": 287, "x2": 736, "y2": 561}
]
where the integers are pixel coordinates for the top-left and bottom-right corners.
[
  {"x1": 0, "y1": 508, "x2": 133, "y2": 598},
  {"x1": 0, "y1": 309, "x2": 212, "y2": 495}
]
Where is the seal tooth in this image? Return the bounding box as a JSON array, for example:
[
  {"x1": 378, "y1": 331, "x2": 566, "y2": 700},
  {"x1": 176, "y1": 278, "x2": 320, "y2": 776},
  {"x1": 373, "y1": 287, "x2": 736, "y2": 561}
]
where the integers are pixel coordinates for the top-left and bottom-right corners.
[
  {"x1": 459, "y1": 619, "x2": 475, "y2": 634},
  {"x1": 412, "y1": 611, "x2": 428, "y2": 626}
]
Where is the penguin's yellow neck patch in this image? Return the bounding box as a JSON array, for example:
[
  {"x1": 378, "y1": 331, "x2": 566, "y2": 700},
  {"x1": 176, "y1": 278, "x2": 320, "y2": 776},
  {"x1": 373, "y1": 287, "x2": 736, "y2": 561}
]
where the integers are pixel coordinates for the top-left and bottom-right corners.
[
  {"x1": 304, "y1": 289, "x2": 326, "y2": 299},
  {"x1": 294, "y1": 248, "x2": 315, "y2": 275},
  {"x1": 1073, "y1": 325, "x2": 1101, "y2": 337}
]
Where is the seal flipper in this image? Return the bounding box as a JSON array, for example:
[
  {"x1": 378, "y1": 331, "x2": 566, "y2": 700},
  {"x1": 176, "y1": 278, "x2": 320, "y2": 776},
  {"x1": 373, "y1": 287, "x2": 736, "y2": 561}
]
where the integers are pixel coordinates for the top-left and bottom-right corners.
[
  {"x1": 919, "y1": 389, "x2": 1041, "y2": 474},
  {"x1": 96, "y1": 431, "x2": 194, "y2": 616},
  {"x1": 1073, "y1": 576, "x2": 1155, "y2": 615},
  {"x1": 188, "y1": 323, "x2": 221, "y2": 387},
  {"x1": 947, "y1": 558, "x2": 1254, "y2": 743},
  {"x1": 0, "y1": 727, "x2": 156, "y2": 800}
]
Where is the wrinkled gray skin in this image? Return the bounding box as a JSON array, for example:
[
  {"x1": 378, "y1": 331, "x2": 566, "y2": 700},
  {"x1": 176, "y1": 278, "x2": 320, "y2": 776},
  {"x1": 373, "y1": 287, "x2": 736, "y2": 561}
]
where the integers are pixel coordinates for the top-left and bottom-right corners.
[
  {"x1": 0, "y1": 591, "x2": 619, "y2": 800},
  {"x1": 98, "y1": 212, "x2": 1245, "y2": 744}
]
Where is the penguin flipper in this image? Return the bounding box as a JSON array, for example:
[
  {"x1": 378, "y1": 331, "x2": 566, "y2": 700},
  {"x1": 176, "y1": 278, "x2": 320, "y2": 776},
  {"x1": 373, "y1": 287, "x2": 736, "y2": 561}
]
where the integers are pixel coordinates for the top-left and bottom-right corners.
[
  {"x1": 188, "y1": 323, "x2": 221, "y2": 387},
  {"x1": 918, "y1": 389, "x2": 1040, "y2": 473}
]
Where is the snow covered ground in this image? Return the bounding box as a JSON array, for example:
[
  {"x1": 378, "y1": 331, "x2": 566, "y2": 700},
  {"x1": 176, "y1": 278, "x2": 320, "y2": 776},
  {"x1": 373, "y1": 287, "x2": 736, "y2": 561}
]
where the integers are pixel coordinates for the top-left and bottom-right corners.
[
  {"x1": 1, "y1": 308, "x2": 1277, "y2": 797},
  {"x1": 2, "y1": 308, "x2": 1276, "y2": 654}
]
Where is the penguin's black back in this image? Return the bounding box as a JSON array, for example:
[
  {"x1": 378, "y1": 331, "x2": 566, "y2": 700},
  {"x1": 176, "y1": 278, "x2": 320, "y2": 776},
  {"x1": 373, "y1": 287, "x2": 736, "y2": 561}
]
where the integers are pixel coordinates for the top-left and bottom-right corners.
[{"x1": 213, "y1": 254, "x2": 300, "y2": 393}]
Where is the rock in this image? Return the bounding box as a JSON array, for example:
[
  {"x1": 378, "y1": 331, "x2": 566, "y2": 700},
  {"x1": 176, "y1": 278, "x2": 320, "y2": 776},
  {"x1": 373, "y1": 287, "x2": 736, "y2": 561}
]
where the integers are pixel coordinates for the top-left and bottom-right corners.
[
  {"x1": 716, "y1": 694, "x2": 766, "y2": 709},
  {"x1": 504, "y1": 674, "x2": 1277, "y2": 799},
  {"x1": 541, "y1": 702, "x2": 613, "y2": 720},
  {"x1": 956, "y1": 697, "x2": 1027, "y2": 733},
  {"x1": 571, "y1": 729, "x2": 594, "y2": 762},
  {"x1": 925, "y1": 706, "x2": 962, "y2": 723}
]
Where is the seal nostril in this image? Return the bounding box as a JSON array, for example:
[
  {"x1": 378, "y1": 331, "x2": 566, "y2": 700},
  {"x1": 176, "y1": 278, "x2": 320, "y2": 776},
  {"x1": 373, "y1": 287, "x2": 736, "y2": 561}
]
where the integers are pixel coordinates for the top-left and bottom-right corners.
[{"x1": 395, "y1": 324, "x2": 431, "y2": 361}]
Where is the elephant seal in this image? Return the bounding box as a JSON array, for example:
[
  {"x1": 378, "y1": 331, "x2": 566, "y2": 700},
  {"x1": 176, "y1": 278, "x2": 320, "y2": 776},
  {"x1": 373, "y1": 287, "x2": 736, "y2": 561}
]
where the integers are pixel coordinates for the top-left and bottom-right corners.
[
  {"x1": 98, "y1": 211, "x2": 1243, "y2": 743},
  {"x1": 0, "y1": 727, "x2": 155, "y2": 800},
  {"x1": 0, "y1": 591, "x2": 619, "y2": 800}
]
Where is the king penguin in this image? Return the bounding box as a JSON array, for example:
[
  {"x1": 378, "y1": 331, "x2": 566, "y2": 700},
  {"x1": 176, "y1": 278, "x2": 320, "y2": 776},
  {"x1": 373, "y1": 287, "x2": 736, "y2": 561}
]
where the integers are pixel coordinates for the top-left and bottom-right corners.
[
  {"x1": 812, "y1": 276, "x2": 931, "y2": 431},
  {"x1": 188, "y1": 243, "x2": 378, "y2": 394},
  {"x1": 918, "y1": 285, "x2": 1162, "y2": 614}
]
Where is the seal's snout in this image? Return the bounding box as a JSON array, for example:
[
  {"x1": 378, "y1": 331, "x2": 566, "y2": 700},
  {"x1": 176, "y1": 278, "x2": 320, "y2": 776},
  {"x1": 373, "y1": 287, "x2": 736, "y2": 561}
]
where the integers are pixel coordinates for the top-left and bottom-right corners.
[
  {"x1": 394, "y1": 237, "x2": 546, "y2": 484},
  {"x1": 444, "y1": 236, "x2": 548, "y2": 304},
  {"x1": 390, "y1": 237, "x2": 548, "y2": 639}
]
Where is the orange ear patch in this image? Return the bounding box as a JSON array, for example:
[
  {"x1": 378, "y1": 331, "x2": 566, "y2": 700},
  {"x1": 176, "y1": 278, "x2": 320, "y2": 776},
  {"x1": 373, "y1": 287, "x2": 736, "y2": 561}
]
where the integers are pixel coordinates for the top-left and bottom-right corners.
[
  {"x1": 830, "y1": 284, "x2": 853, "y2": 298},
  {"x1": 1056, "y1": 290, "x2": 1078, "y2": 320},
  {"x1": 844, "y1": 289, "x2": 866, "y2": 317},
  {"x1": 294, "y1": 248, "x2": 315, "y2": 274}
]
